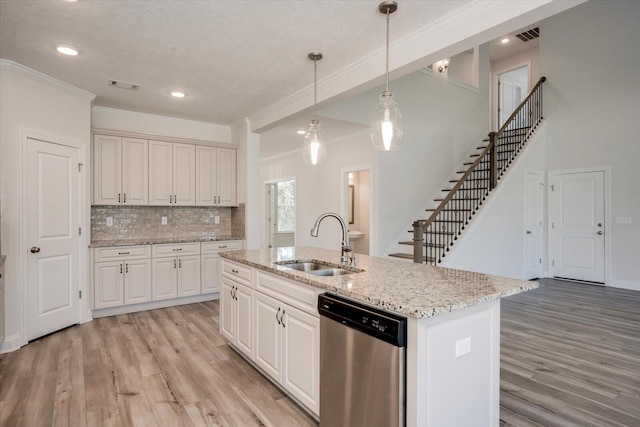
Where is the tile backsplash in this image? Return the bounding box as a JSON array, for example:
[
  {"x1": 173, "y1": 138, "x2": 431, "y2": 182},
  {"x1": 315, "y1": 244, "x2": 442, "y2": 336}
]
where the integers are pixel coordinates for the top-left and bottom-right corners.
[{"x1": 91, "y1": 204, "x2": 245, "y2": 242}]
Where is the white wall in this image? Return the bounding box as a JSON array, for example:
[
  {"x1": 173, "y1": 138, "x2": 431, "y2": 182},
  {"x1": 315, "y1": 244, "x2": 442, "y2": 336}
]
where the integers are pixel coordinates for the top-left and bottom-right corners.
[
  {"x1": 92, "y1": 106, "x2": 230, "y2": 143},
  {"x1": 233, "y1": 118, "x2": 261, "y2": 249},
  {"x1": 0, "y1": 60, "x2": 95, "y2": 351},
  {"x1": 540, "y1": 0, "x2": 640, "y2": 289},
  {"x1": 261, "y1": 130, "x2": 376, "y2": 253}
]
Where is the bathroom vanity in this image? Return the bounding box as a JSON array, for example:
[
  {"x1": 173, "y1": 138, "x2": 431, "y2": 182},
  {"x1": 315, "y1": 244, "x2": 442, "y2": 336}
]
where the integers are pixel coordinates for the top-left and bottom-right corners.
[{"x1": 219, "y1": 246, "x2": 537, "y2": 426}]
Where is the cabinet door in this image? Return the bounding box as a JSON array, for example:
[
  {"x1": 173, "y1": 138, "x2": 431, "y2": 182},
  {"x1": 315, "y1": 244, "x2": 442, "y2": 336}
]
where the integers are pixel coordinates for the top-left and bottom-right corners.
[
  {"x1": 124, "y1": 259, "x2": 152, "y2": 305},
  {"x1": 235, "y1": 283, "x2": 254, "y2": 359},
  {"x1": 254, "y1": 292, "x2": 282, "y2": 382},
  {"x1": 282, "y1": 305, "x2": 320, "y2": 415},
  {"x1": 217, "y1": 148, "x2": 236, "y2": 206},
  {"x1": 122, "y1": 137, "x2": 148, "y2": 205},
  {"x1": 201, "y1": 254, "x2": 220, "y2": 294},
  {"x1": 149, "y1": 140, "x2": 173, "y2": 206},
  {"x1": 93, "y1": 135, "x2": 121, "y2": 205},
  {"x1": 195, "y1": 145, "x2": 217, "y2": 206},
  {"x1": 173, "y1": 143, "x2": 196, "y2": 206},
  {"x1": 177, "y1": 255, "x2": 201, "y2": 297},
  {"x1": 94, "y1": 261, "x2": 124, "y2": 309},
  {"x1": 151, "y1": 257, "x2": 178, "y2": 300},
  {"x1": 220, "y1": 277, "x2": 236, "y2": 342}
]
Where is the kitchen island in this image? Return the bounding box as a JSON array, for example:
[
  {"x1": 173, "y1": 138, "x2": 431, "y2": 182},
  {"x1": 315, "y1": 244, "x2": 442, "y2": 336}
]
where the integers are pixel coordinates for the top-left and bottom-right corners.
[{"x1": 219, "y1": 246, "x2": 537, "y2": 426}]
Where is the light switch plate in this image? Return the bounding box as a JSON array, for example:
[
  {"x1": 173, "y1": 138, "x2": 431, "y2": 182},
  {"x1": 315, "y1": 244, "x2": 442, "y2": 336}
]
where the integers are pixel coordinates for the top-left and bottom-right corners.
[
  {"x1": 161, "y1": 216, "x2": 167, "y2": 225},
  {"x1": 455, "y1": 337, "x2": 471, "y2": 358},
  {"x1": 214, "y1": 216, "x2": 220, "y2": 224},
  {"x1": 106, "y1": 217, "x2": 113, "y2": 227}
]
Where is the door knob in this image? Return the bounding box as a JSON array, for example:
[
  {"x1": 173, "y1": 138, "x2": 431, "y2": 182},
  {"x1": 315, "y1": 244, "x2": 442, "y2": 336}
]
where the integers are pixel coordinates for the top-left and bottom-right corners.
[
  {"x1": 597, "y1": 231, "x2": 603, "y2": 235},
  {"x1": 597, "y1": 223, "x2": 602, "y2": 227},
  {"x1": 30, "y1": 246, "x2": 41, "y2": 253},
  {"x1": 526, "y1": 230, "x2": 532, "y2": 235}
]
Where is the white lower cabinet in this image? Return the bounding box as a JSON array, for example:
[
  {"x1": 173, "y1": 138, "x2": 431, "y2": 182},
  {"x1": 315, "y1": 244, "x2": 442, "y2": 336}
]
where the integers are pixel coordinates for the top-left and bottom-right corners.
[
  {"x1": 94, "y1": 245, "x2": 152, "y2": 309},
  {"x1": 254, "y1": 290, "x2": 320, "y2": 415},
  {"x1": 151, "y1": 255, "x2": 201, "y2": 300},
  {"x1": 220, "y1": 275, "x2": 253, "y2": 359},
  {"x1": 201, "y1": 240, "x2": 243, "y2": 294}
]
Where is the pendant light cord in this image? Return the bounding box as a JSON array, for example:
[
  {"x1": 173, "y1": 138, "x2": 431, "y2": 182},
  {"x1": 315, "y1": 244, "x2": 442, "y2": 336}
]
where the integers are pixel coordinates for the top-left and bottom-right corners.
[
  {"x1": 385, "y1": 8, "x2": 390, "y2": 93},
  {"x1": 314, "y1": 58, "x2": 318, "y2": 120}
]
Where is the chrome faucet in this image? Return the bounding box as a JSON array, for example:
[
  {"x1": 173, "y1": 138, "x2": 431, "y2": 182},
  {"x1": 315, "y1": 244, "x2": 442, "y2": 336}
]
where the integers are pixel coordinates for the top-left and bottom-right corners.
[{"x1": 310, "y1": 212, "x2": 356, "y2": 267}]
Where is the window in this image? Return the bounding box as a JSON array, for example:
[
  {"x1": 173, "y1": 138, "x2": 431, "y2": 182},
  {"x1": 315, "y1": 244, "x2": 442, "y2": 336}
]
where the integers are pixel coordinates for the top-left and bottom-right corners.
[{"x1": 276, "y1": 180, "x2": 295, "y2": 233}]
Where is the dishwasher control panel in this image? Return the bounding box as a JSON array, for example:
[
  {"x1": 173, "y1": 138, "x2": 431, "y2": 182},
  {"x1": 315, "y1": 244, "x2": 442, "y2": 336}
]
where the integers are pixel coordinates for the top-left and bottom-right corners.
[{"x1": 318, "y1": 293, "x2": 407, "y2": 347}]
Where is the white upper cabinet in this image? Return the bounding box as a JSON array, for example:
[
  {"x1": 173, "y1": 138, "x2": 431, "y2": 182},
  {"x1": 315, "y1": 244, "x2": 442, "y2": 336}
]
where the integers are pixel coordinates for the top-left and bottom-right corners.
[
  {"x1": 93, "y1": 134, "x2": 148, "y2": 205},
  {"x1": 149, "y1": 141, "x2": 196, "y2": 206},
  {"x1": 196, "y1": 146, "x2": 237, "y2": 207}
]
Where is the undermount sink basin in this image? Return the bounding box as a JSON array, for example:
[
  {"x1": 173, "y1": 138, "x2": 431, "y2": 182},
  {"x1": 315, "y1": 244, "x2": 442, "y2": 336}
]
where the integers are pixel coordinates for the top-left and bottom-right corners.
[{"x1": 276, "y1": 261, "x2": 360, "y2": 277}]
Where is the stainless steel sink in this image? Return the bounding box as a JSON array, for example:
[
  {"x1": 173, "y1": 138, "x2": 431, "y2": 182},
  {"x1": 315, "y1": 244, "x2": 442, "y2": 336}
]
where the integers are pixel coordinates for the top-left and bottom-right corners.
[{"x1": 276, "y1": 261, "x2": 360, "y2": 276}]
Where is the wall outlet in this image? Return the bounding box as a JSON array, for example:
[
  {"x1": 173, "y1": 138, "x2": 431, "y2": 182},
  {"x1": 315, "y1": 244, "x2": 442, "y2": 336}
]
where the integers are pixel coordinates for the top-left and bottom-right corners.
[
  {"x1": 214, "y1": 216, "x2": 220, "y2": 224},
  {"x1": 106, "y1": 217, "x2": 113, "y2": 227},
  {"x1": 455, "y1": 337, "x2": 471, "y2": 358},
  {"x1": 161, "y1": 216, "x2": 167, "y2": 225}
]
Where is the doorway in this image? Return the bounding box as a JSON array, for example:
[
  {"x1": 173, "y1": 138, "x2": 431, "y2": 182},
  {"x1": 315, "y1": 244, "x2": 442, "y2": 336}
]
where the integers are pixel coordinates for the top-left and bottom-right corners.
[
  {"x1": 344, "y1": 169, "x2": 372, "y2": 255},
  {"x1": 549, "y1": 169, "x2": 606, "y2": 283},
  {"x1": 497, "y1": 65, "x2": 529, "y2": 129},
  {"x1": 523, "y1": 170, "x2": 544, "y2": 280},
  {"x1": 26, "y1": 137, "x2": 81, "y2": 340},
  {"x1": 265, "y1": 179, "x2": 296, "y2": 249}
]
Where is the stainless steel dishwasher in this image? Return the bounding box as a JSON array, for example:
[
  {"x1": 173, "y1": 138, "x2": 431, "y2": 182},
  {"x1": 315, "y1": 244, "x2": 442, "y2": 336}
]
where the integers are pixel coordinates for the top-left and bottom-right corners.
[{"x1": 318, "y1": 293, "x2": 407, "y2": 427}]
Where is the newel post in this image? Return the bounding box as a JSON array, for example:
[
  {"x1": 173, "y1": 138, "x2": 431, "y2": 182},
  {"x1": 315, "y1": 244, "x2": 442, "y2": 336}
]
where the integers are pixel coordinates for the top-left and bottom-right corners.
[
  {"x1": 413, "y1": 221, "x2": 424, "y2": 263},
  {"x1": 488, "y1": 131, "x2": 498, "y2": 190}
]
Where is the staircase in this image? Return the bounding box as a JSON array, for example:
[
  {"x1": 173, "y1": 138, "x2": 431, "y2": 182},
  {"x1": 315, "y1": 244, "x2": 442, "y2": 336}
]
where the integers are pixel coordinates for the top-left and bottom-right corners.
[{"x1": 390, "y1": 77, "x2": 546, "y2": 264}]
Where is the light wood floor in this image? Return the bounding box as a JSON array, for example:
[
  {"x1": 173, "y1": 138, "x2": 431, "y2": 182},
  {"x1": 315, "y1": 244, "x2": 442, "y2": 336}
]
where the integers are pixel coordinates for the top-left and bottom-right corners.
[{"x1": 1, "y1": 279, "x2": 639, "y2": 426}]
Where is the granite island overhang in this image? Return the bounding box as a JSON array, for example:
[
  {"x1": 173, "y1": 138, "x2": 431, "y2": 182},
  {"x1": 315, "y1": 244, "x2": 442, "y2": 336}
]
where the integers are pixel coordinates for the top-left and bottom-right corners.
[{"x1": 219, "y1": 246, "x2": 538, "y2": 426}]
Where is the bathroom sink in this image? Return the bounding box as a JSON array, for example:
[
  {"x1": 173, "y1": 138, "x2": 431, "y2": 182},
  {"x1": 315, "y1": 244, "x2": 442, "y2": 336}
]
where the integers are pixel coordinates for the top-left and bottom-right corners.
[{"x1": 276, "y1": 261, "x2": 360, "y2": 276}]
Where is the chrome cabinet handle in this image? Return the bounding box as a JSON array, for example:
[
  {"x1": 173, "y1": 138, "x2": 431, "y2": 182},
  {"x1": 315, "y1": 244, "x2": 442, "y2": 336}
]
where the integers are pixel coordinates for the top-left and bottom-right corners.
[
  {"x1": 219, "y1": 245, "x2": 227, "y2": 249},
  {"x1": 118, "y1": 251, "x2": 130, "y2": 255},
  {"x1": 125, "y1": 263, "x2": 128, "y2": 273},
  {"x1": 118, "y1": 193, "x2": 121, "y2": 203},
  {"x1": 232, "y1": 269, "x2": 239, "y2": 274},
  {"x1": 120, "y1": 263, "x2": 123, "y2": 274},
  {"x1": 30, "y1": 246, "x2": 41, "y2": 253},
  {"x1": 174, "y1": 259, "x2": 177, "y2": 268},
  {"x1": 172, "y1": 248, "x2": 183, "y2": 252},
  {"x1": 123, "y1": 193, "x2": 127, "y2": 203},
  {"x1": 179, "y1": 259, "x2": 182, "y2": 268},
  {"x1": 281, "y1": 310, "x2": 286, "y2": 328},
  {"x1": 276, "y1": 307, "x2": 281, "y2": 325}
]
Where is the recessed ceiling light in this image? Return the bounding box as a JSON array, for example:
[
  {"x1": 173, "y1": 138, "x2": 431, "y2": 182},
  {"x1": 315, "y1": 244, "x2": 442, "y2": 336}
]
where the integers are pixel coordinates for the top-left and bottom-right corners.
[
  {"x1": 296, "y1": 130, "x2": 307, "y2": 135},
  {"x1": 56, "y1": 45, "x2": 78, "y2": 56},
  {"x1": 171, "y1": 91, "x2": 185, "y2": 98},
  {"x1": 501, "y1": 38, "x2": 510, "y2": 44}
]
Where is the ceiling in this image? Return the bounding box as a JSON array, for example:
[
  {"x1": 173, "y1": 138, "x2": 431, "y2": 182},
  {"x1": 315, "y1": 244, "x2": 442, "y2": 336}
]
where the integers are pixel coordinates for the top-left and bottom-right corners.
[{"x1": 0, "y1": 0, "x2": 475, "y2": 125}]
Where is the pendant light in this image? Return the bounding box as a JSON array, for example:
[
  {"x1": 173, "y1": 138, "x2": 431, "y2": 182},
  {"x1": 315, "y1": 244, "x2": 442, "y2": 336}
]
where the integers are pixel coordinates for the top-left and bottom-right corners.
[
  {"x1": 371, "y1": 1, "x2": 404, "y2": 151},
  {"x1": 303, "y1": 52, "x2": 327, "y2": 165}
]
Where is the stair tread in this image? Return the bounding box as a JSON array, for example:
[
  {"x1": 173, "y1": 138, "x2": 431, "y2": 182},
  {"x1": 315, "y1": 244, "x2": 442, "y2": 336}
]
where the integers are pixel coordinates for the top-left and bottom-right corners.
[
  {"x1": 399, "y1": 241, "x2": 446, "y2": 248},
  {"x1": 389, "y1": 253, "x2": 436, "y2": 263}
]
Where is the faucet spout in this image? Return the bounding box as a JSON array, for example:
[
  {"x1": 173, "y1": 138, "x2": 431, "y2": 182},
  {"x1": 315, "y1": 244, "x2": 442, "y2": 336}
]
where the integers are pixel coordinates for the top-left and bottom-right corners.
[{"x1": 310, "y1": 212, "x2": 355, "y2": 267}]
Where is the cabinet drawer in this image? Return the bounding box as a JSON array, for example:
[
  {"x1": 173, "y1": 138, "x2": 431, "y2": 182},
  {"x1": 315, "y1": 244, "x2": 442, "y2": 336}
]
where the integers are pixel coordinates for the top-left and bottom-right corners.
[
  {"x1": 221, "y1": 259, "x2": 252, "y2": 287},
  {"x1": 202, "y1": 240, "x2": 242, "y2": 254},
  {"x1": 94, "y1": 245, "x2": 151, "y2": 262},
  {"x1": 152, "y1": 242, "x2": 201, "y2": 257},
  {"x1": 256, "y1": 271, "x2": 320, "y2": 316}
]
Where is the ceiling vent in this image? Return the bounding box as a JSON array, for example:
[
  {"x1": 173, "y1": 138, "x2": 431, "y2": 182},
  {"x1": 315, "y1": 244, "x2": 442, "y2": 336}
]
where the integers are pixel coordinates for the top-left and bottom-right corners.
[
  {"x1": 108, "y1": 80, "x2": 140, "y2": 90},
  {"x1": 515, "y1": 27, "x2": 539, "y2": 42}
]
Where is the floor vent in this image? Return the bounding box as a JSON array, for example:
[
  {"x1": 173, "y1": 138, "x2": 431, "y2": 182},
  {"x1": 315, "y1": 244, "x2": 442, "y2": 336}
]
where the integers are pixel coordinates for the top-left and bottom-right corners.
[{"x1": 515, "y1": 27, "x2": 540, "y2": 42}]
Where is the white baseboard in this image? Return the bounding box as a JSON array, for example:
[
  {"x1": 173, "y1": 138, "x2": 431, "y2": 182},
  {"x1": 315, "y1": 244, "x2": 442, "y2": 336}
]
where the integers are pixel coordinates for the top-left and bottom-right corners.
[
  {"x1": 0, "y1": 333, "x2": 24, "y2": 354},
  {"x1": 92, "y1": 293, "x2": 219, "y2": 318},
  {"x1": 607, "y1": 279, "x2": 640, "y2": 292}
]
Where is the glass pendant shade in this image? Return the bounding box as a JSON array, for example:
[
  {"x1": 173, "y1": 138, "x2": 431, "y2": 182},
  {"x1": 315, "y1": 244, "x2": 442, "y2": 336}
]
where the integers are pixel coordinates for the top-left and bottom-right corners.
[
  {"x1": 371, "y1": 91, "x2": 404, "y2": 151},
  {"x1": 303, "y1": 118, "x2": 326, "y2": 165}
]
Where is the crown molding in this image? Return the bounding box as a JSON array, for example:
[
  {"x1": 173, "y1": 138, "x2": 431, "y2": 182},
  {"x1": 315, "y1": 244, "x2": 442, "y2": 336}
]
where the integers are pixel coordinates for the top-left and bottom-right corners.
[
  {"x1": 248, "y1": 0, "x2": 585, "y2": 133},
  {"x1": 0, "y1": 59, "x2": 96, "y2": 101}
]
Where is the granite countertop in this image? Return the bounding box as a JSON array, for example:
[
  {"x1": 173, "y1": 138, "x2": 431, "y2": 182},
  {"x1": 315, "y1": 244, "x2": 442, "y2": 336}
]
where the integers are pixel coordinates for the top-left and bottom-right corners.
[
  {"x1": 90, "y1": 236, "x2": 244, "y2": 248},
  {"x1": 220, "y1": 246, "x2": 538, "y2": 319}
]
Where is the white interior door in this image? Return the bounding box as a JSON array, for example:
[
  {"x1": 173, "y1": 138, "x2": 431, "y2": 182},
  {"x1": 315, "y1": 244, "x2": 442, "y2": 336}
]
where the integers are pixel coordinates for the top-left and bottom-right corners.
[
  {"x1": 550, "y1": 170, "x2": 605, "y2": 283},
  {"x1": 523, "y1": 171, "x2": 543, "y2": 280},
  {"x1": 27, "y1": 138, "x2": 80, "y2": 340}
]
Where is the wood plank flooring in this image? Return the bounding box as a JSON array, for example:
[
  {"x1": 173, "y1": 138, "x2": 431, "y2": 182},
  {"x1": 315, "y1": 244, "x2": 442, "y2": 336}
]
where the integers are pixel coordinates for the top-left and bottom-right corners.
[
  {"x1": 1, "y1": 278, "x2": 639, "y2": 426},
  {"x1": 500, "y1": 279, "x2": 640, "y2": 426}
]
